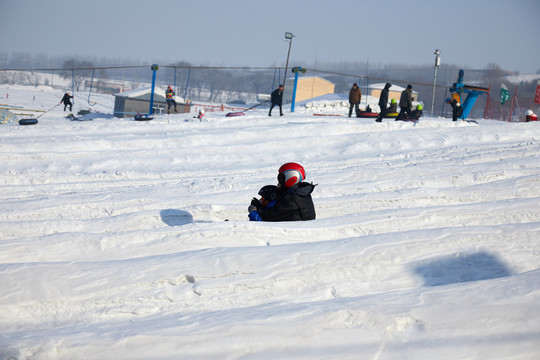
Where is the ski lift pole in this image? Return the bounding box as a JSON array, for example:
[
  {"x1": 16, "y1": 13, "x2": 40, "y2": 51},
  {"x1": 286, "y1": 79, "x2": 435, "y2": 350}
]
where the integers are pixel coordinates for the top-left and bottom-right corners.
[
  {"x1": 72, "y1": 69, "x2": 75, "y2": 105},
  {"x1": 365, "y1": 77, "x2": 369, "y2": 108},
  {"x1": 272, "y1": 68, "x2": 278, "y2": 93},
  {"x1": 174, "y1": 67, "x2": 177, "y2": 96},
  {"x1": 88, "y1": 69, "x2": 95, "y2": 105},
  {"x1": 184, "y1": 67, "x2": 191, "y2": 100},
  {"x1": 149, "y1": 64, "x2": 158, "y2": 115}
]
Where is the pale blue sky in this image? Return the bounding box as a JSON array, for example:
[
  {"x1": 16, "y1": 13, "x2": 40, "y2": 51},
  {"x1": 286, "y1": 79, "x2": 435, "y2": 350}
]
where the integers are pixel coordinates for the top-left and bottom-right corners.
[{"x1": 1, "y1": 0, "x2": 539, "y2": 73}]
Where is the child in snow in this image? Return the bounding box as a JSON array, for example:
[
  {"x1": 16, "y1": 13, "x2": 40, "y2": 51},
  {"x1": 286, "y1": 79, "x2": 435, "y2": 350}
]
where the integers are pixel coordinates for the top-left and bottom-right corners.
[
  {"x1": 248, "y1": 185, "x2": 280, "y2": 221},
  {"x1": 248, "y1": 162, "x2": 316, "y2": 222},
  {"x1": 387, "y1": 98, "x2": 398, "y2": 113},
  {"x1": 409, "y1": 104, "x2": 423, "y2": 120},
  {"x1": 60, "y1": 92, "x2": 73, "y2": 112},
  {"x1": 197, "y1": 109, "x2": 206, "y2": 121}
]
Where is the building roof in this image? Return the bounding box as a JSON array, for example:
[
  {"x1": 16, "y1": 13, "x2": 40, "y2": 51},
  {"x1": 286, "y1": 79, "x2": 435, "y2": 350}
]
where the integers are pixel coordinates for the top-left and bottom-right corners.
[
  {"x1": 285, "y1": 76, "x2": 335, "y2": 85},
  {"x1": 114, "y1": 87, "x2": 184, "y2": 102}
]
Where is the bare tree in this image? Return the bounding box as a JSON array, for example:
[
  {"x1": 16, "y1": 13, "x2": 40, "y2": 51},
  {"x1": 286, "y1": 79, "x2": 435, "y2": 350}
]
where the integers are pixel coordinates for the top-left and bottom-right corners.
[{"x1": 60, "y1": 59, "x2": 95, "y2": 91}]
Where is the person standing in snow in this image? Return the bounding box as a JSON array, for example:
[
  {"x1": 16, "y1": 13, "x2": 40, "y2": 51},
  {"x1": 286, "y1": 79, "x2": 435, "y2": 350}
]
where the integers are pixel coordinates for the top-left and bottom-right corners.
[
  {"x1": 60, "y1": 92, "x2": 73, "y2": 112},
  {"x1": 446, "y1": 96, "x2": 463, "y2": 121},
  {"x1": 248, "y1": 162, "x2": 316, "y2": 221},
  {"x1": 396, "y1": 84, "x2": 413, "y2": 121},
  {"x1": 165, "y1": 85, "x2": 178, "y2": 114},
  {"x1": 375, "y1": 82, "x2": 392, "y2": 122},
  {"x1": 269, "y1": 85, "x2": 284, "y2": 116},
  {"x1": 348, "y1": 83, "x2": 362, "y2": 118}
]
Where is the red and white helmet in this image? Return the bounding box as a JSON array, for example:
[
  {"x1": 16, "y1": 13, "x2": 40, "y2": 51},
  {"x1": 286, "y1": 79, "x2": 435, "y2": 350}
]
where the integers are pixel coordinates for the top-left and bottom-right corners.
[{"x1": 278, "y1": 162, "x2": 305, "y2": 188}]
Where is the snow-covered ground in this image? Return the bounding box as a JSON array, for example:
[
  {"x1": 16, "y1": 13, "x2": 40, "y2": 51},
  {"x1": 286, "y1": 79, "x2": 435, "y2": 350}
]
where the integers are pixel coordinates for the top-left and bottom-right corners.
[{"x1": 1, "y1": 84, "x2": 539, "y2": 360}]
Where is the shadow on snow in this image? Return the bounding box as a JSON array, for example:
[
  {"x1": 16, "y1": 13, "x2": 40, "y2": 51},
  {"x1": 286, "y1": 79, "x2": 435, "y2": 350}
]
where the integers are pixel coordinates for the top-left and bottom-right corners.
[
  {"x1": 160, "y1": 209, "x2": 194, "y2": 226},
  {"x1": 412, "y1": 251, "x2": 511, "y2": 287}
]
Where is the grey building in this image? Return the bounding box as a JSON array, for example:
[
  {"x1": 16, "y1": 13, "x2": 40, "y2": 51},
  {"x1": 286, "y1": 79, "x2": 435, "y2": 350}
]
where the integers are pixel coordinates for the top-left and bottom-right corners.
[{"x1": 114, "y1": 87, "x2": 189, "y2": 118}]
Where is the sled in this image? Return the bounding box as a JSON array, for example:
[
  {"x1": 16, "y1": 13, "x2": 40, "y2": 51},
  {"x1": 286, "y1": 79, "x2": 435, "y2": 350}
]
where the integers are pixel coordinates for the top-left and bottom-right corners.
[
  {"x1": 356, "y1": 112, "x2": 379, "y2": 118},
  {"x1": 19, "y1": 118, "x2": 38, "y2": 125},
  {"x1": 226, "y1": 112, "x2": 245, "y2": 117},
  {"x1": 313, "y1": 113, "x2": 345, "y2": 117},
  {"x1": 134, "y1": 114, "x2": 153, "y2": 121}
]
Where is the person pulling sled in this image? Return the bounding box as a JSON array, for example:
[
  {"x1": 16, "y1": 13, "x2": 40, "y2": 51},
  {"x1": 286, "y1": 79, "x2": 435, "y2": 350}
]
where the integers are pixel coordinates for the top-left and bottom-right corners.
[{"x1": 60, "y1": 92, "x2": 73, "y2": 112}]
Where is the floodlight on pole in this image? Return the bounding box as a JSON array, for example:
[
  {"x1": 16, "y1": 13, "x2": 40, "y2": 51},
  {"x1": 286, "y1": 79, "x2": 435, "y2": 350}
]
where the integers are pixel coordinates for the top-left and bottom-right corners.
[
  {"x1": 283, "y1": 32, "x2": 294, "y2": 88},
  {"x1": 431, "y1": 49, "x2": 441, "y2": 117}
]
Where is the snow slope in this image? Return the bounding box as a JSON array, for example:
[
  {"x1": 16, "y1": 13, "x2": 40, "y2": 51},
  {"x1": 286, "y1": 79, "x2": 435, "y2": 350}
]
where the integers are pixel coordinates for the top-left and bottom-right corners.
[{"x1": 1, "y1": 85, "x2": 539, "y2": 360}]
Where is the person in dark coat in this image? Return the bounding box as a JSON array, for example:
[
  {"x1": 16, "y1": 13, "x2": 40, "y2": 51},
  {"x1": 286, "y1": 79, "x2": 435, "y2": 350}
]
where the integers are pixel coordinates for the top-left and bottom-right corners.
[
  {"x1": 348, "y1": 83, "x2": 362, "y2": 117},
  {"x1": 269, "y1": 85, "x2": 284, "y2": 116},
  {"x1": 396, "y1": 84, "x2": 413, "y2": 120},
  {"x1": 60, "y1": 92, "x2": 73, "y2": 112},
  {"x1": 446, "y1": 97, "x2": 464, "y2": 121},
  {"x1": 248, "y1": 162, "x2": 316, "y2": 222},
  {"x1": 376, "y1": 82, "x2": 392, "y2": 122}
]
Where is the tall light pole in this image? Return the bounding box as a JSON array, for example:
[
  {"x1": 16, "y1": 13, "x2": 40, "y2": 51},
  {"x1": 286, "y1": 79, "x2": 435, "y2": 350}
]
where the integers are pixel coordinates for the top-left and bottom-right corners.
[
  {"x1": 283, "y1": 32, "x2": 294, "y2": 88},
  {"x1": 431, "y1": 49, "x2": 441, "y2": 117}
]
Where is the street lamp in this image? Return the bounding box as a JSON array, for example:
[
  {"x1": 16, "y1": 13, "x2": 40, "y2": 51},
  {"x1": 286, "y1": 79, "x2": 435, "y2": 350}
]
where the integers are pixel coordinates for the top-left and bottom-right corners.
[
  {"x1": 283, "y1": 32, "x2": 294, "y2": 88},
  {"x1": 431, "y1": 49, "x2": 441, "y2": 117}
]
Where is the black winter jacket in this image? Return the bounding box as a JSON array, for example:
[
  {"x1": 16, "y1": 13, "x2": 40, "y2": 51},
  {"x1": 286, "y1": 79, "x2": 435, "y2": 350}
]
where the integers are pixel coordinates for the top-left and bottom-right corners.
[
  {"x1": 61, "y1": 93, "x2": 73, "y2": 104},
  {"x1": 259, "y1": 182, "x2": 316, "y2": 221},
  {"x1": 271, "y1": 88, "x2": 283, "y2": 105},
  {"x1": 378, "y1": 83, "x2": 391, "y2": 109}
]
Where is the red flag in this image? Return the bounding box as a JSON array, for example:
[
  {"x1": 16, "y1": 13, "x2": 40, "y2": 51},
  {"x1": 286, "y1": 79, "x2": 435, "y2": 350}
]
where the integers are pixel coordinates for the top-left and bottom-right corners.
[{"x1": 535, "y1": 81, "x2": 540, "y2": 104}]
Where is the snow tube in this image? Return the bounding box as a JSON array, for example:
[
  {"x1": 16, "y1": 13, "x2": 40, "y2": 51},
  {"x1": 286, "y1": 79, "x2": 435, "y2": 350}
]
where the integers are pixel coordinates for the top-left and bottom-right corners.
[
  {"x1": 356, "y1": 112, "x2": 379, "y2": 118},
  {"x1": 226, "y1": 112, "x2": 245, "y2": 117},
  {"x1": 356, "y1": 112, "x2": 399, "y2": 119},
  {"x1": 134, "y1": 114, "x2": 153, "y2": 121},
  {"x1": 19, "y1": 118, "x2": 38, "y2": 125}
]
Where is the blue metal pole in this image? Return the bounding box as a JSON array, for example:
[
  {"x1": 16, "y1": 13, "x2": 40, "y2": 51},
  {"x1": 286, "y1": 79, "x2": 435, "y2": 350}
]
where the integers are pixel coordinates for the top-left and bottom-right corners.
[
  {"x1": 149, "y1": 64, "x2": 158, "y2": 115},
  {"x1": 291, "y1": 71, "x2": 299, "y2": 112},
  {"x1": 462, "y1": 92, "x2": 481, "y2": 119}
]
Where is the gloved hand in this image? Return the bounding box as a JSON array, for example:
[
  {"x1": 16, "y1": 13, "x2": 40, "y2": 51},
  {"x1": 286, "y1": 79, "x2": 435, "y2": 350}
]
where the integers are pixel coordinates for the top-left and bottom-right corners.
[{"x1": 248, "y1": 198, "x2": 260, "y2": 212}]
